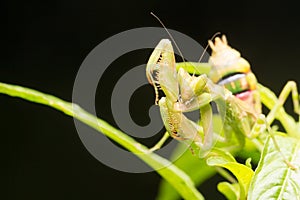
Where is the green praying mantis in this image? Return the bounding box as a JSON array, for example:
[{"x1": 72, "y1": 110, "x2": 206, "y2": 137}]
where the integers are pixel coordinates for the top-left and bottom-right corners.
[{"x1": 146, "y1": 35, "x2": 300, "y2": 168}]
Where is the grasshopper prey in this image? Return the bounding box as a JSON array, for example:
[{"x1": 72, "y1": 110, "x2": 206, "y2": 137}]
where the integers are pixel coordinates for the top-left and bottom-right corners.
[{"x1": 146, "y1": 35, "x2": 300, "y2": 167}]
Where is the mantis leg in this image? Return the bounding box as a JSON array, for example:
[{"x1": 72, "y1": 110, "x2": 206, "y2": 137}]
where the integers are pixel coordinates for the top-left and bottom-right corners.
[
  {"x1": 251, "y1": 85, "x2": 298, "y2": 168},
  {"x1": 250, "y1": 81, "x2": 299, "y2": 139},
  {"x1": 149, "y1": 132, "x2": 170, "y2": 152},
  {"x1": 149, "y1": 103, "x2": 215, "y2": 155},
  {"x1": 152, "y1": 97, "x2": 204, "y2": 147},
  {"x1": 198, "y1": 103, "x2": 214, "y2": 157},
  {"x1": 265, "y1": 81, "x2": 299, "y2": 126},
  {"x1": 249, "y1": 81, "x2": 300, "y2": 169},
  {"x1": 149, "y1": 95, "x2": 215, "y2": 153},
  {"x1": 264, "y1": 81, "x2": 299, "y2": 169}
]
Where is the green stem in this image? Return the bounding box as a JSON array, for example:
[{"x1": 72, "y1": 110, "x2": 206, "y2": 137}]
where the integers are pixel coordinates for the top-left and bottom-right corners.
[
  {"x1": 0, "y1": 82, "x2": 203, "y2": 200},
  {"x1": 176, "y1": 62, "x2": 211, "y2": 75}
]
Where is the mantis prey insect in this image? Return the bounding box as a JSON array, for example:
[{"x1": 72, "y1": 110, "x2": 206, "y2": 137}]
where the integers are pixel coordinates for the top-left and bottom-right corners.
[{"x1": 146, "y1": 35, "x2": 300, "y2": 166}]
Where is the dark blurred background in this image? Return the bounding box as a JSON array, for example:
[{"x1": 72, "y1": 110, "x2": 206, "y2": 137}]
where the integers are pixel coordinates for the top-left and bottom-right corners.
[{"x1": 2, "y1": 1, "x2": 300, "y2": 199}]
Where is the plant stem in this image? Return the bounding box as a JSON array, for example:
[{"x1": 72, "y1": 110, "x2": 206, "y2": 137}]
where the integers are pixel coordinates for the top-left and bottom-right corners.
[{"x1": 0, "y1": 82, "x2": 204, "y2": 200}]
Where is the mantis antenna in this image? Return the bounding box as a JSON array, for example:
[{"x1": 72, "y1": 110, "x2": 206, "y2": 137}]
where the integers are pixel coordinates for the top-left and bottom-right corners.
[
  {"x1": 197, "y1": 32, "x2": 221, "y2": 62},
  {"x1": 150, "y1": 12, "x2": 186, "y2": 63},
  {"x1": 150, "y1": 12, "x2": 221, "y2": 64}
]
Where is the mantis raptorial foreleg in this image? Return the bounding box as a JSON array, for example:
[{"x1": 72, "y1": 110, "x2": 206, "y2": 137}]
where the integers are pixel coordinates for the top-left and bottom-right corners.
[
  {"x1": 146, "y1": 39, "x2": 220, "y2": 155},
  {"x1": 157, "y1": 97, "x2": 204, "y2": 145},
  {"x1": 151, "y1": 97, "x2": 216, "y2": 157},
  {"x1": 146, "y1": 39, "x2": 178, "y2": 105}
]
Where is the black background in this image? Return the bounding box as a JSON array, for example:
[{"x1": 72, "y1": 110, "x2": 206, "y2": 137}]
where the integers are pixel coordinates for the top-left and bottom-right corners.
[{"x1": 3, "y1": 1, "x2": 300, "y2": 199}]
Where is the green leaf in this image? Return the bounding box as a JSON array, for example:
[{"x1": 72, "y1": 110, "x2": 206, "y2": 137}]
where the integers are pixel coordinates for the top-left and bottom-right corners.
[
  {"x1": 218, "y1": 182, "x2": 239, "y2": 200},
  {"x1": 156, "y1": 143, "x2": 216, "y2": 200},
  {"x1": 206, "y1": 148, "x2": 237, "y2": 163},
  {"x1": 248, "y1": 134, "x2": 300, "y2": 200},
  {"x1": 207, "y1": 154, "x2": 254, "y2": 200}
]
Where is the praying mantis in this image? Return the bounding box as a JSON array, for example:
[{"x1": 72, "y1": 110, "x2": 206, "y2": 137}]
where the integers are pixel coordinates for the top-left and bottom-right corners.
[{"x1": 146, "y1": 35, "x2": 300, "y2": 167}]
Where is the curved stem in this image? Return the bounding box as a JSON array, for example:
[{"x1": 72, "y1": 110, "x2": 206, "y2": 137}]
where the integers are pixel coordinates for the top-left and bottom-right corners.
[{"x1": 0, "y1": 82, "x2": 204, "y2": 200}]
